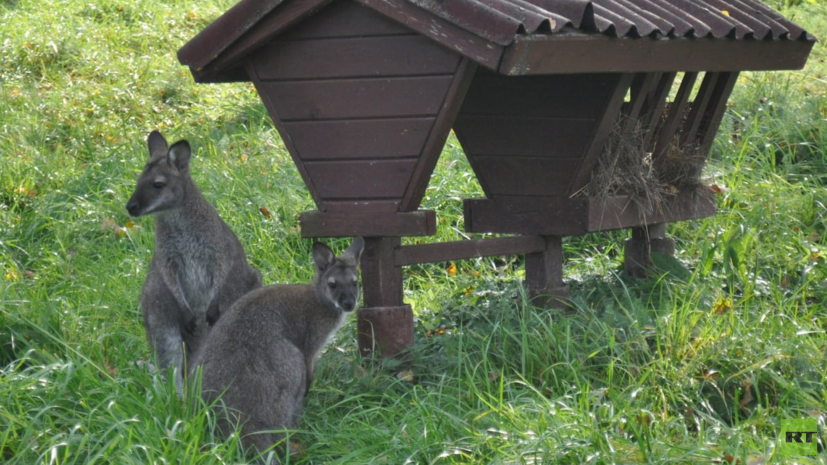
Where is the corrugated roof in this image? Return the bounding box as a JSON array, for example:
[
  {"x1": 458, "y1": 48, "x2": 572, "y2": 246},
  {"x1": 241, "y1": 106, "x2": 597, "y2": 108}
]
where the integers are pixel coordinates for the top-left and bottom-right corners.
[
  {"x1": 178, "y1": 0, "x2": 815, "y2": 79},
  {"x1": 409, "y1": 0, "x2": 814, "y2": 46}
]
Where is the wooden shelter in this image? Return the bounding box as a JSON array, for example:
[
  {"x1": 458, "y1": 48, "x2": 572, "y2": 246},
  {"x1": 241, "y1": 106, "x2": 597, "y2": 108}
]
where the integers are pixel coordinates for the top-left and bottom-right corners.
[{"x1": 179, "y1": 0, "x2": 814, "y2": 358}]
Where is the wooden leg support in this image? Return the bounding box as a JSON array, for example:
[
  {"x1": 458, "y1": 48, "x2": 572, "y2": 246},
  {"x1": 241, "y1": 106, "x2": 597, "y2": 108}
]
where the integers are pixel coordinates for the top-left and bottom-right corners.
[
  {"x1": 624, "y1": 223, "x2": 676, "y2": 277},
  {"x1": 524, "y1": 235, "x2": 571, "y2": 309},
  {"x1": 357, "y1": 237, "x2": 413, "y2": 358}
]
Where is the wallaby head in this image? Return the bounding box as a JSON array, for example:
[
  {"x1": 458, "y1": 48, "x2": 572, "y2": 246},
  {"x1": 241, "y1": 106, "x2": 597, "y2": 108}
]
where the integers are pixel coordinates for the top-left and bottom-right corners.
[
  {"x1": 312, "y1": 237, "x2": 365, "y2": 312},
  {"x1": 126, "y1": 131, "x2": 193, "y2": 217}
]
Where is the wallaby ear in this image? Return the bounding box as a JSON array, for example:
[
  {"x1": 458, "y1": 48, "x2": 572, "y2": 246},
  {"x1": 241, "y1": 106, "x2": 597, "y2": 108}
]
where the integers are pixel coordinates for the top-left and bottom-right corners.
[
  {"x1": 312, "y1": 242, "x2": 336, "y2": 272},
  {"x1": 343, "y1": 237, "x2": 364, "y2": 265},
  {"x1": 147, "y1": 131, "x2": 168, "y2": 158},
  {"x1": 167, "y1": 140, "x2": 191, "y2": 172}
]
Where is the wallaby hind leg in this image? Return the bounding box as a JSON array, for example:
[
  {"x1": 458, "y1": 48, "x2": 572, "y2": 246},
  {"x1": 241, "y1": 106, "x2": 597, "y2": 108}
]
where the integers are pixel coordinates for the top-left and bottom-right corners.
[{"x1": 142, "y1": 274, "x2": 188, "y2": 392}]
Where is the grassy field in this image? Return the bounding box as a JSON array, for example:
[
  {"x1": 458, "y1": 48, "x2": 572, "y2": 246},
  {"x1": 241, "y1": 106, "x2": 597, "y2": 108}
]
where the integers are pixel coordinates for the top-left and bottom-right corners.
[{"x1": 1, "y1": 0, "x2": 826, "y2": 463}]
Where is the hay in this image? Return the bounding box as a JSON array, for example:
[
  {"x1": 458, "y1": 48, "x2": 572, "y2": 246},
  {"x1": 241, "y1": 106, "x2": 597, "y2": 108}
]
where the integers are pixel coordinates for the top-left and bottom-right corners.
[{"x1": 584, "y1": 116, "x2": 711, "y2": 216}]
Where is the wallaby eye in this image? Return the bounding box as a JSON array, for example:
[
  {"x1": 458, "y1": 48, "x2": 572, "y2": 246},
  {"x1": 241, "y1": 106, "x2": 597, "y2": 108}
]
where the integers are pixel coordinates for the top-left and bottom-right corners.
[
  {"x1": 351, "y1": 280, "x2": 358, "y2": 287},
  {"x1": 152, "y1": 181, "x2": 165, "y2": 189},
  {"x1": 328, "y1": 282, "x2": 337, "y2": 289}
]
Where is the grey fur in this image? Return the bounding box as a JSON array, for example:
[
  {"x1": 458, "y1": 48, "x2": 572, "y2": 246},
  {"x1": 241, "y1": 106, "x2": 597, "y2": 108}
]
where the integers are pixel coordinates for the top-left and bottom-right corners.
[
  {"x1": 192, "y1": 237, "x2": 364, "y2": 457},
  {"x1": 126, "y1": 131, "x2": 262, "y2": 391}
]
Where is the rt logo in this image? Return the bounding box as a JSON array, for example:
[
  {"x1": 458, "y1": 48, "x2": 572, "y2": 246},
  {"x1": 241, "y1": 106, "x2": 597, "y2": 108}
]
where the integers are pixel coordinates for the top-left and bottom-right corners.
[{"x1": 779, "y1": 419, "x2": 818, "y2": 456}]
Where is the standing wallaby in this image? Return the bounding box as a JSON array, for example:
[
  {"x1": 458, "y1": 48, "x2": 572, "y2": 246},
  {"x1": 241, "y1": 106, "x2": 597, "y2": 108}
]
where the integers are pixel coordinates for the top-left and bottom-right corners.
[
  {"x1": 192, "y1": 237, "x2": 364, "y2": 457},
  {"x1": 126, "y1": 131, "x2": 262, "y2": 391}
]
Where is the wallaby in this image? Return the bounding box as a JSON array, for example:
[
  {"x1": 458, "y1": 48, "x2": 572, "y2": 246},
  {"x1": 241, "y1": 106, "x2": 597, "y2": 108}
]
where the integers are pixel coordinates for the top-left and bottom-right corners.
[
  {"x1": 126, "y1": 131, "x2": 262, "y2": 391},
  {"x1": 192, "y1": 237, "x2": 364, "y2": 458}
]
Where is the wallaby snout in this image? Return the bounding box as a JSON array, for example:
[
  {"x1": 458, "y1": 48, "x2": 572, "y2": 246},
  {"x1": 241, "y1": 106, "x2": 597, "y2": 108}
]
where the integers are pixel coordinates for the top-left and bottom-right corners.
[{"x1": 125, "y1": 131, "x2": 191, "y2": 218}]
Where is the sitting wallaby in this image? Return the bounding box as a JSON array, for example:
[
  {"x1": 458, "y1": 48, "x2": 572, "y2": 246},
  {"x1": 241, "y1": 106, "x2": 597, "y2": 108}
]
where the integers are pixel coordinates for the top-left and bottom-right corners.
[
  {"x1": 192, "y1": 237, "x2": 364, "y2": 457},
  {"x1": 126, "y1": 131, "x2": 262, "y2": 391}
]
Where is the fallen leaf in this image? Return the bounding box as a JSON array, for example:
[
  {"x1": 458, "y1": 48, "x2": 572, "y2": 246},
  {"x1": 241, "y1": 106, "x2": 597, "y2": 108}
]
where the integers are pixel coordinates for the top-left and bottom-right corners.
[
  {"x1": 710, "y1": 184, "x2": 731, "y2": 194},
  {"x1": 721, "y1": 9, "x2": 730, "y2": 16},
  {"x1": 701, "y1": 369, "x2": 720, "y2": 381},
  {"x1": 240, "y1": 153, "x2": 248, "y2": 163},
  {"x1": 780, "y1": 275, "x2": 789, "y2": 288},
  {"x1": 667, "y1": 185, "x2": 679, "y2": 195},
  {"x1": 125, "y1": 221, "x2": 136, "y2": 229},
  {"x1": 809, "y1": 231, "x2": 821, "y2": 243},
  {"x1": 396, "y1": 369, "x2": 414, "y2": 382},
  {"x1": 489, "y1": 370, "x2": 500, "y2": 382},
  {"x1": 259, "y1": 206, "x2": 271, "y2": 218},
  {"x1": 446, "y1": 263, "x2": 457, "y2": 276}
]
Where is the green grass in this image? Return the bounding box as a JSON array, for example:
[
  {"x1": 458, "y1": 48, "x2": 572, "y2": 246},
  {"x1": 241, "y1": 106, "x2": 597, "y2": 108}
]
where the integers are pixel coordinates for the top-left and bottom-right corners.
[{"x1": 1, "y1": 0, "x2": 826, "y2": 463}]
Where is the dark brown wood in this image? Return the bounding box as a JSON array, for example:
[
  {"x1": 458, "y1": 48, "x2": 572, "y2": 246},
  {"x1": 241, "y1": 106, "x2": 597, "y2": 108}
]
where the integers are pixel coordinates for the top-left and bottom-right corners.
[
  {"x1": 358, "y1": 235, "x2": 412, "y2": 358},
  {"x1": 247, "y1": 60, "x2": 323, "y2": 208},
  {"x1": 323, "y1": 200, "x2": 401, "y2": 213},
  {"x1": 652, "y1": 72, "x2": 698, "y2": 159},
  {"x1": 454, "y1": 116, "x2": 594, "y2": 158},
  {"x1": 697, "y1": 72, "x2": 739, "y2": 154},
  {"x1": 300, "y1": 210, "x2": 436, "y2": 237},
  {"x1": 472, "y1": 157, "x2": 583, "y2": 198},
  {"x1": 394, "y1": 235, "x2": 546, "y2": 266},
  {"x1": 279, "y1": 0, "x2": 411, "y2": 39},
  {"x1": 458, "y1": 72, "x2": 612, "y2": 120},
  {"x1": 586, "y1": 192, "x2": 716, "y2": 231},
  {"x1": 620, "y1": 73, "x2": 656, "y2": 135},
  {"x1": 254, "y1": 35, "x2": 460, "y2": 80},
  {"x1": 639, "y1": 72, "x2": 678, "y2": 151},
  {"x1": 185, "y1": 0, "x2": 333, "y2": 82},
  {"x1": 284, "y1": 118, "x2": 435, "y2": 161},
  {"x1": 624, "y1": 223, "x2": 676, "y2": 277},
  {"x1": 567, "y1": 73, "x2": 635, "y2": 195},
  {"x1": 464, "y1": 197, "x2": 591, "y2": 236},
  {"x1": 361, "y1": 237, "x2": 404, "y2": 307},
  {"x1": 357, "y1": 305, "x2": 414, "y2": 358},
  {"x1": 255, "y1": 76, "x2": 455, "y2": 121},
  {"x1": 680, "y1": 72, "x2": 721, "y2": 145},
  {"x1": 303, "y1": 159, "x2": 417, "y2": 200},
  {"x1": 464, "y1": 192, "x2": 717, "y2": 235},
  {"x1": 525, "y1": 236, "x2": 570, "y2": 309},
  {"x1": 499, "y1": 33, "x2": 814, "y2": 75},
  {"x1": 399, "y1": 58, "x2": 477, "y2": 212},
  {"x1": 355, "y1": 0, "x2": 505, "y2": 71}
]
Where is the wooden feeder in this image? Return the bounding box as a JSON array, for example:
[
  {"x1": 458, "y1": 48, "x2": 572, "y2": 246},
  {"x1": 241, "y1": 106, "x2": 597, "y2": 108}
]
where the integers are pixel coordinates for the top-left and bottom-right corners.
[{"x1": 179, "y1": 0, "x2": 814, "y2": 358}]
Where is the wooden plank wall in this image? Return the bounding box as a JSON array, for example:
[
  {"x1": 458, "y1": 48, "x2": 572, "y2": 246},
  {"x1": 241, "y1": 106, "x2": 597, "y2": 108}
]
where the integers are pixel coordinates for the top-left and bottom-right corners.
[
  {"x1": 249, "y1": 0, "x2": 463, "y2": 212},
  {"x1": 454, "y1": 71, "x2": 623, "y2": 199}
]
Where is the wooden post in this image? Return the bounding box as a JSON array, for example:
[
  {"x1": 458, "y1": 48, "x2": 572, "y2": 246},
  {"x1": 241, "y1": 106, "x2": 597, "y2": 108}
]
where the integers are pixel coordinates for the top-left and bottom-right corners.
[
  {"x1": 357, "y1": 237, "x2": 413, "y2": 358},
  {"x1": 524, "y1": 235, "x2": 570, "y2": 309},
  {"x1": 624, "y1": 223, "x2": 676, "y2": 277}
]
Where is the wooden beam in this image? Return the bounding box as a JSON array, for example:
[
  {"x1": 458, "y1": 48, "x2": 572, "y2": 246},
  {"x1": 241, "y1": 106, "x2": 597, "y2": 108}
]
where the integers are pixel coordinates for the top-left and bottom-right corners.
[
  {"x1": 394, "y1": 235, "x2": 546, "y2": 266},
  {"x1": 652, "y1": 72, "x2": 698, "y2": 160},
  {"x1": 499, "y1": 33, "x2": 814, "y2": 75},
  {"x1": 620, "y1": 73, "x2": 656, "y2": 135},
  {"x1": 464, "y1": 197, "x2": 590, "y2": 236},
  {"x1": 300, "y1": 210, "x2": 436, "y2": 237},
  {"x1": 361, "y1": 237, "x2": 403, "y2": 307},
  {"x1": 567, "y1": 73, "x2": 635, "y2": 196},
  {"x1": 399, "y1": 58, "x2": 478, "y2": 212},
  {"x1": 356, "y1": 0, "x2": 504, "y2": 72},
  {"x1": 464, "y1": 192, "x2": 717, "y2": 235},
  {"x1": 697, "y1": 72, "x2": 739, "y2": 155},
  {"x1": 639, "y1": 72, "x2": 677, "y2": 150},
  {"x1": 183, "y1": 0, "x2": 333, "y2": 82},
  {"x1": 680, "y1": 72, "x2": 721, "y2": 145}
]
